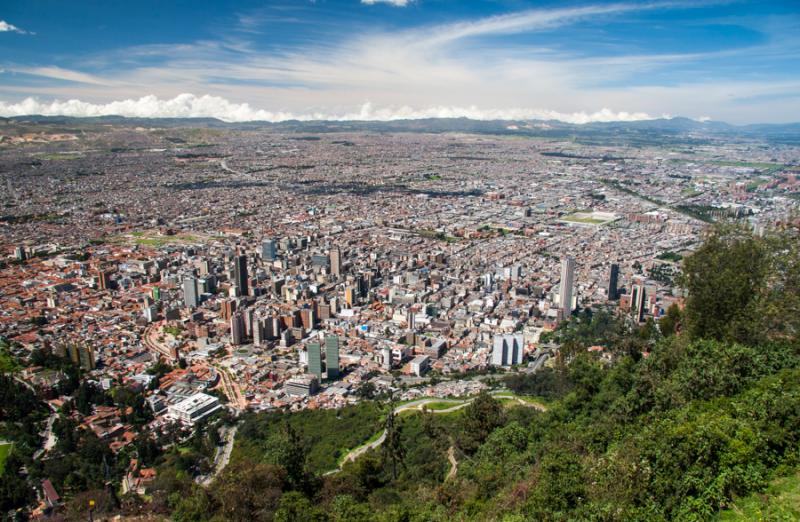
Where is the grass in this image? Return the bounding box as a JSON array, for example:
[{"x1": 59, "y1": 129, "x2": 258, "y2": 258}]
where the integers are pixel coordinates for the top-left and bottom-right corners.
[
  {"x1": 233, "y1": 402, "x2": 384, "y2": 474},
  {"x1": 561, "y1": 214, "x2": 607, "y2": 225},
  {"x1": 0, "y1": 442, "x2": 13, "y2": 474},
  {"x1": 421, "y1": 401, "x2": 464, "y2": 411},
  {"x1": 716, "y1": 470, "x2": 800, "y2": 521},
  {"x1": 0, "y1": 345, "x2": 20, "y2": 374},
  {"x1": 108, "y1": 231, "x2": 201, "y2": 247},
  {"x1": 38, "y1": 153, "x2": 82, "y2": 161}
]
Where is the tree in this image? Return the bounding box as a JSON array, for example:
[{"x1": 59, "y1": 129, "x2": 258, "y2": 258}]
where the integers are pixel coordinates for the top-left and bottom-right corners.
[
  {"x1": 381, "y1": 395, "x2": 404, "y2": 480},
  {"x1": 357, "y1": 382, "x2": 377, "y2": 400},
  {"x1": 273, "y1": 492, "x2": 326, "y2": 522},
  {"x1": 172, "y1": 487, "x2": 214, "y2": 522},
  {"x1": 459, "y1": 392, "x2": 505, "y2": 454},
  {"x1": 330, "y1": 494, "x2": 372, "y2": 522},
  {"x1": 264, "y1": 423, "x2": 311, "y2": 493},
  {"x1": 212, "y1": 461, "x2": 286, "y2": 522},
  {"x1": 680, "y1": 223, "x2": 770, "y2": 344},
  {"x1": 658, "y1": 303, "x2": 682, "y2": 337}
]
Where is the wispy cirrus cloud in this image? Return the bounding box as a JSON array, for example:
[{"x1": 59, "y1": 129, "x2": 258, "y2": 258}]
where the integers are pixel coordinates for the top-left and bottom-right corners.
[
  {"x1": 12, "y1": 66, "x2": 112, "y2": 86},
  {"x1": 361, "y1": 0, "x2": 411, "y2": 7},
  {"x1": 0, "y1": 20, "x2": 29, "y2": 34}
]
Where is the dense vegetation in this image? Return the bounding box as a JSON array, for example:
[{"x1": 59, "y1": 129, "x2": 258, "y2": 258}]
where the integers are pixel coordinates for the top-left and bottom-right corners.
[{"x1": 233, "y1": 402, "x2": 384, "y2": 474}]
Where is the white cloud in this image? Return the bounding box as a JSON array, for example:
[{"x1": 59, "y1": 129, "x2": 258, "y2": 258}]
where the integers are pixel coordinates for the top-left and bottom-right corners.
[
  {"x1": 361, "y1": 0, "x2": 410, "y2": 6},
  {"x1": 0, "y1": 93, "x2": 657, "y2": 124},
  {"x1": 14, "y1": 67, "x2": 111, "y2": 86},
  {"x1": 0, "y1": 20, "x2": 28, "y2": 34}
]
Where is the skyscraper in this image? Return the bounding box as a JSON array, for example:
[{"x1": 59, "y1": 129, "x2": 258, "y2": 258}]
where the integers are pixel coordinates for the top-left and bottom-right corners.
[
  {"x1": 253, "y1": 317, "x2": 265, "y2": 346},
  {"x1": 491, "y1": 336, "x2": 507, "y2": 366},
  {"x1": 559, "y1": 256, "x2": 576, "y2": 315},
  {"x1": 632, "y1": 284, "x2": 646, "y2": 322},
  {"x1": 330, "y1": 247, "x2": 342, "y2": 278},
  {"x1": 183, "y1": 276, "x2": 199, "y2": 308},
  {"x1": 307, "y1": 341, "x2": 322, "y2": 379},
  {"x1": 607, "y1": 263, "x2": 619, "y2": 301},
  {"x1": 234, "y1": 255, "x2": 249, "y2": 295},
  {"x1": 262, "y1": 240, "x2": 277, "y2": 261},
  {"x1": 491, "y1": 334, "x2": 524, "y2": 366},
  {"x1": 230, "y1": 313, "x2": 244, "y2": 345},
  {"x1": 325, "y1": 335, "x2": 340, "y2": 379}
]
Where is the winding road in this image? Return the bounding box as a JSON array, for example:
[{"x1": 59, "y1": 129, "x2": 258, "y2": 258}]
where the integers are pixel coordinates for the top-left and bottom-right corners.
[{"x1": 197, "y1": 423, "x2": 239, "y2": 486}]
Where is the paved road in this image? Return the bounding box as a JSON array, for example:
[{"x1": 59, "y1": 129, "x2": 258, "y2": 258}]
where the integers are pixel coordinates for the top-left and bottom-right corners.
[
  {"x1": 198, "y1": 424, "x2": 239, "y2": 486},
  {"x1": 214, "y1": 364, "x2": 247, "y2": 410}
]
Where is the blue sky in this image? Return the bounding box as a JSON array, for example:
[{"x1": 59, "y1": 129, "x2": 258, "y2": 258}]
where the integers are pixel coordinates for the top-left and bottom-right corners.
[{"x1": 1, "y1": 0, "x2": 799, "y2": 123}]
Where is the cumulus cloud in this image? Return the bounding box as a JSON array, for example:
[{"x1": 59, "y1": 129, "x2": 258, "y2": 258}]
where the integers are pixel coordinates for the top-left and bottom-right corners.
[
  {"x1": 0, "y1": 94, "x2": 657, "y2": 124},
  {"x1": 0, "y1": 20, "x2": 28, "y2": 33},
  {"x1": 361, "y1": 0, "x2": 410, "y2": 6}
]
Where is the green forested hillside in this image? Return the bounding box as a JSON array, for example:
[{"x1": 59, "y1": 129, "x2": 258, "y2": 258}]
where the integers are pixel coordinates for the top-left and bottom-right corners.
[{"x1": 148, "y1": 224, "x2": 800, "y2": 521}]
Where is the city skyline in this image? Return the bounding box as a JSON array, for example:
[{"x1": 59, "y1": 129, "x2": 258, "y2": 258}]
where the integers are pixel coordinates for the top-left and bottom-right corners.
[{"x1": 1, "y1": 0, "x2": 799, "y2": 124}]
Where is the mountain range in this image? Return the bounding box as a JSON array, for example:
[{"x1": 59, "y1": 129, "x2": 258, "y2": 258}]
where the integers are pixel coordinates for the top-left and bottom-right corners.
[{"x1": 3, "y1": 115, "x2": 800, "y2": 145}]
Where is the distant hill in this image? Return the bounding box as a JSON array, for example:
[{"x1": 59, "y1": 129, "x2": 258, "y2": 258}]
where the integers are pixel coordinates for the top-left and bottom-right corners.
[{"x1": 3, "y1": 114, "x2": 800, "y2": 144}]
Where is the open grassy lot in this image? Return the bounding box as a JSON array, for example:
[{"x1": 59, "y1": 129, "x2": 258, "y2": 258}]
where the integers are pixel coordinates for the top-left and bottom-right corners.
[
  {"x1": 716, "y1": 470, "x2": 800, "y2": 521},
  {"x1": 0, "y1": 442, "x2": 13, "y2": 474}
]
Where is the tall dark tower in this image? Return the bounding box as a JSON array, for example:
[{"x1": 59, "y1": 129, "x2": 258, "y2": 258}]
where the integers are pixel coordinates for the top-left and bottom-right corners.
[
  {"x1": 325, "y1": 335, "x2": 340, "y2": 379},
  {"x1": 234, "y1": 255, "x2": 249, "y2": 295},
  {"x1": 607, "y1": 263, "x2": 619, "y2": 301}
]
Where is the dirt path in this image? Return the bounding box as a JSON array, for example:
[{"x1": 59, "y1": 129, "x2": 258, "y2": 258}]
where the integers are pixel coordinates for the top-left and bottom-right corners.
[{"x1": 446, "y1": 446, "x2": 458, "y2": 481}]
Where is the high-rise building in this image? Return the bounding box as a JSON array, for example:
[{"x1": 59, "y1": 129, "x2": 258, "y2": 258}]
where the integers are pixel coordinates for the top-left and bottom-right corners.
[
  {"x1": 197, "y1": 259, "x2": 211, "y2": 276},
  {"x1": 607, "y1": 263, "x2": 620, "y2": 301},
  {"x1": 344, "y1": 286, "x2": 357, "y2": 307},
  {"x1": 491, "y1": 336, "x2": 507, "y2": 366},
  {"x1": 234, "y1": 255, "x2": 249, "y2": 296},
  {"x1": 68, "y1": 345, "x2": 95, "y2": 370},
  {"x1": 325, "y1": 335, "x2": 340, "y2": 379},
  {"x1": 330, "y1": 248, "x2": 342, "y2": 278},
  {"x1": 253, "y1": 317, "x2": 265, "y2": 346},
  {"x1": 244, "y1": 308, "x2": 255, "y2": 337},
  {"x1": 559, "y1": 256, "x2": 576, "y2": 315},
  {"x1": 220, "y1": 299, "x2": 237, "y2": 321},
  {"x1": 262, "y1": 240, "x2": 277, "y2": 261},
  {"x1": 97, "y1": 269, "x2": 113, "y2": 291},
  {"x1": 632, "y1": 284, "x2": 646, "y2": 322},
  {"x1": 382, "y1": 347, "x2": 393, "y2": 370},
  {"x1": 491, "y1": 334, "x2": 525, "y2": 366},
  {"x1": 307, "y1": 341, "x2": 322, "y2": 379},
  {"x1": 230, "y1": 313, "x2": 245, "y2": 345},
  {"x1": 183, "y1": 276, "x2": 199, "y2": 309},
  {"x1": 300, "y1": 308, "x2": 315, "y2": 330}
]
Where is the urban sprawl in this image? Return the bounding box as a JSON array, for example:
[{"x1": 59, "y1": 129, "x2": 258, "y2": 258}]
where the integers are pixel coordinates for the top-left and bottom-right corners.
[{"x1": 1, "y1": 123, "x2": 798, "y2": 508}]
